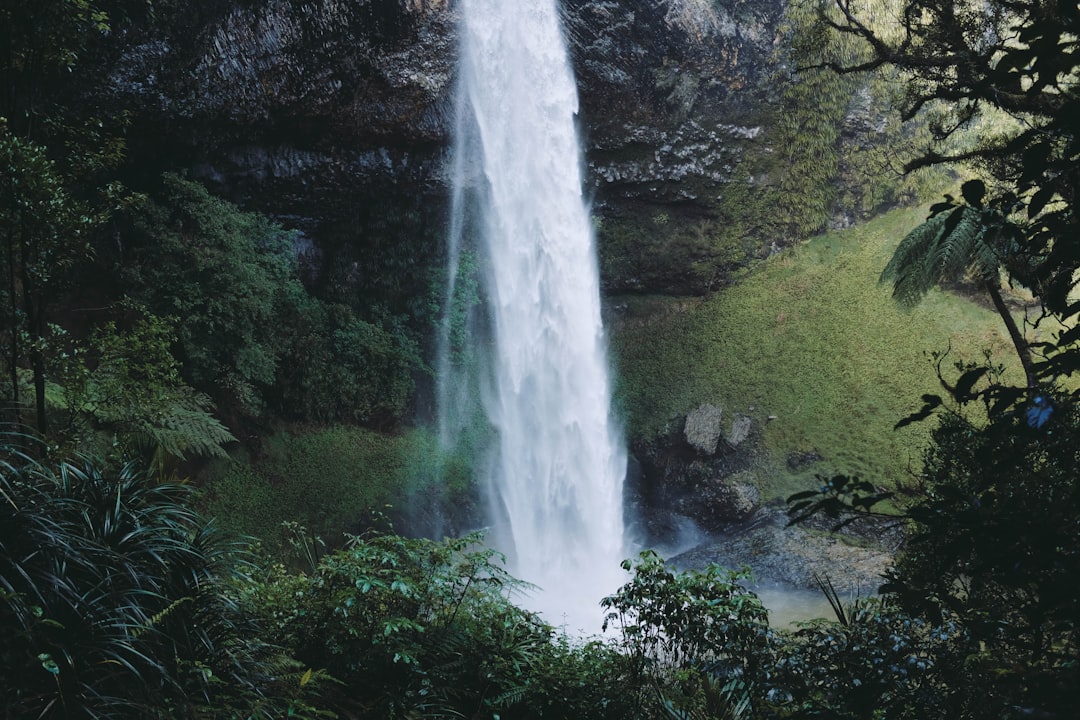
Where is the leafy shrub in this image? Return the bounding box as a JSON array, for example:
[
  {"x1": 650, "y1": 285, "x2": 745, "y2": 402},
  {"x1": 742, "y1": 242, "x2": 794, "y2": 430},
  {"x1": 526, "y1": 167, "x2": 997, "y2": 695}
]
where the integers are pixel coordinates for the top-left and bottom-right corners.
[
  {"x1": 51, "y1": 307, "x2": 235, "y2": 461},
  {"x1": 770, "y1": 597, "x2": 954, "y2": 719},
  {"x1": 882, "y1": 402, "x2": 1080, "y2": 718},
  {"x1": 119, "y1": 173, "x2": 296, "y2": 415},
  {"x1": 273, "y1": 291, "x2": 419, "y2": 426},
  {"x1": 240, "y1": 529, "x2": 617, "y2": 719},
  {"x1": 117, "y1": 174, "x2": 422, "y2": 426},
  {"x1": 0, "y1": 438, "x2": 271, "y2": 718},
  {"x1": 784, "y1": 393, "x2": 1080, "y2": 718},
  {"x1": 603, "y1": 550, "x2": 774, "y2": 719}
]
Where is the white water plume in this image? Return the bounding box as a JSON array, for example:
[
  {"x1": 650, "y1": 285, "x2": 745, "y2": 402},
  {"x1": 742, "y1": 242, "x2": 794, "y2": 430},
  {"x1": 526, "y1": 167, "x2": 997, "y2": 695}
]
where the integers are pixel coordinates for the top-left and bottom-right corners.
[{"x1": 437, "y1": 0, "x2": 628, "y2": 633}]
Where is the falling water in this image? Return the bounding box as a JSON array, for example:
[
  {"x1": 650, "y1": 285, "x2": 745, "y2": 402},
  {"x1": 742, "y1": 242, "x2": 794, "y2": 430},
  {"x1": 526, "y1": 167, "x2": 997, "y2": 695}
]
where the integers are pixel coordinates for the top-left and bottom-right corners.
[{"x1": 437, "y1": 0, "x2": 627, "y2": 632}]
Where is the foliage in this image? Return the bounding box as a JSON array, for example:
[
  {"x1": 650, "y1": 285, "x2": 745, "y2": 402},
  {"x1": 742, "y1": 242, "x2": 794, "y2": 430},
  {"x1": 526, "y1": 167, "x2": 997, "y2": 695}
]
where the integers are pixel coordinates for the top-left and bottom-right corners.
[
  {"x1": 273, "y1": 289, "x2": 419, "y2": 427},
  {"x1": 0, "y1": 122, "x2": 94, "y2": 433},
  {"x1": 786, "y1": 396, "x2": 1080, "y2": 718},
  {"x1": 603, "y1": 550, "x2": 773, "y2": 719},
  {"x1": 883, "y1": 404, "x2": 1080, "y2": 717},
  {"x1": 787, "y1": 474, "x2": 896, "y2": 530},
  {"x1": 0, "y1": 0, "x2": 149, "y2": 435},
  {"x1": 819, "y1": 0, "x2": 1080, "y2": 396},
  {"x1": 113, "y1": 173, "x2": 422, "y2": 426},
  {"x1": 882, "y1": 179, "x2": 1037, "y2": 385},
  {"x1": 0, "y1": 436, "x2": 309, "y2": 719},
  {"x1": 115, "y1": 173, "x2": 297, "y2": 415},
  {"x1": 239, "y1": 528, "x2": 636, "y2": 719},
  {"x1": 769, "y1": 597, "x2": 955, "y2": 719},
  {"x1": 47, "y1": 307, "x2": 236, "y2": 461},
  {"x1": 882, "y1": 181, "x2": 1011, "y2": 308},
  {"x1": 769, "y1": 3, "x2": 858, "y2": 238}
]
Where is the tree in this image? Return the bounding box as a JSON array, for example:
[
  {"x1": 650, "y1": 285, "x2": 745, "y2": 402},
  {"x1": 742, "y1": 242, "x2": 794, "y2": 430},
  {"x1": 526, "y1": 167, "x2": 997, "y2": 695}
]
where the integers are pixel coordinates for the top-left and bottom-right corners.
[
  {"x1": 116, "y1": 173, "x2": 298, "y2": 417},
  {"x1": 115, "y1": 173, "x2": 422, "y2": 425},
  {"x1": 0, "y1": 0, "x2": 142, "y2": 435},
  {"x1": 0, "y1": 125, "x2": 91, "y2": 433},
  {"x1": 881, "y1": 178, "x2": 1037, "y2": 386},
  {"x1": 786, "y1": 396, "x2": 1080, "y2": 718},
  {"x1": 819, "y1": 0, "x2": 1079, "y2": 391},
  {"x1": 602, "y1": 551, "x2": 772, "y2": 719}
]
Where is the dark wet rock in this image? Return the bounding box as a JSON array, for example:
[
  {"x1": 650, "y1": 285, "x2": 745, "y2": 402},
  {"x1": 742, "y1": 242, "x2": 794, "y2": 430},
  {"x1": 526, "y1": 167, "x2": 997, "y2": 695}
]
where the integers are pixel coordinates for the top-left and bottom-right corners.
[
  {"x1": 787, "y1": 449, "x2": 824, "y2": 472},
  {"x1": 92, "y1": 0, "x2": 795, "y2": 300},
  {"x1": 670, "y1": 504, "x2": 894, "y2": 595},
  {"x1": 628, "y1": 409, "x2": 766, "y2": 545}
]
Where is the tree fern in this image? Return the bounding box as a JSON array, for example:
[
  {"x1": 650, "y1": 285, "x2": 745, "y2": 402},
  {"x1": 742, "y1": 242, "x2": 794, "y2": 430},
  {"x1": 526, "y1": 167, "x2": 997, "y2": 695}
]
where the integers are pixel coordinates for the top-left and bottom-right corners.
[
  {"x1": 135, "y1": 397, "x2": 236, "y2": 460},
  {"x1": 882, "y1": 205, "x2": 1001, "y2": 306},
  {"x1": 881, "y1": 180, "x2": 1035, "y2": 386}
]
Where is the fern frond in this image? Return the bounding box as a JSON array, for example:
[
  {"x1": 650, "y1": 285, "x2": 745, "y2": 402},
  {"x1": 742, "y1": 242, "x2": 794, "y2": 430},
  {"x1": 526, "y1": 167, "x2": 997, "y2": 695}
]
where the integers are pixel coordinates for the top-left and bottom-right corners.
[
  {"x1": 490, "y1": 684, "x2": 529, "y2": 708},
  {"x1": 132, "y1": 596, "x2": 194, "y2": 638},
  {"x1": 882, "y1": 210, "x2": 951, "y2": 306},
  {"x1": 136, "y1": 402, "x2": 235, "y2": 460},
  {"x1": 882, "y1": 204, "x2": 1003, "y2": 306}
]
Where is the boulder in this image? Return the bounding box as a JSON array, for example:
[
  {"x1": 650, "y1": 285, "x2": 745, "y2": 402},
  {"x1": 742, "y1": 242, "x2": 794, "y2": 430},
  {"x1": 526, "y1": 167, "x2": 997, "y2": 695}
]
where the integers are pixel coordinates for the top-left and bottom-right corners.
[
  {"x1": 727, "y1": 414, "x2": 752, "y2": 446},
  {"x1": 684, "y1": 403, "x2": 724, "y2": 454},
  {"x1": 630, "y1": 409, "x2": 766, "y2": 543}
]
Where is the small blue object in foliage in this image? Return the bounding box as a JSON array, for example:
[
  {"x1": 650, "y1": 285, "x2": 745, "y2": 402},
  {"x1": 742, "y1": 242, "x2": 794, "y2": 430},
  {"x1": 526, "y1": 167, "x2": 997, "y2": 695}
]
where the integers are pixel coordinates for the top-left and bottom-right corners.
[{"x1": 1026, "y1": 395, "x2": 1054, "y2": 429}]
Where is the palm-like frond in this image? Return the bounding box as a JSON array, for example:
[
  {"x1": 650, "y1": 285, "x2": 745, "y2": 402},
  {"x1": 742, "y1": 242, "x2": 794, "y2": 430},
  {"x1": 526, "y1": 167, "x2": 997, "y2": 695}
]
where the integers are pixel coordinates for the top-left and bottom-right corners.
[
  {"x1": 882, "y1": 182, "x2": 1038, "y2": 388},
  {"x1": 134, "y1": 400, "x2": 236, "y2": 460},
  {"x1": 882, "y1": 204, "x2": 1004, "y2": 307}
]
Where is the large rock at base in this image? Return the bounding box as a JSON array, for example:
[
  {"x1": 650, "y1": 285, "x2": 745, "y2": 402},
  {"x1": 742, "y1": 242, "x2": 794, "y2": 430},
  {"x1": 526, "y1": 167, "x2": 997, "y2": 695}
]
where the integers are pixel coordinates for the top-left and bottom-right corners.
[
  {"x1": 627, "y1": 410, "x2": 765, "y2": 545},
  {"x1": 727, "y1": 414, "x2": 753, "y2": 446},
  {"x1": 684, "y1": 403, "x2": 724, "y2": 454}
]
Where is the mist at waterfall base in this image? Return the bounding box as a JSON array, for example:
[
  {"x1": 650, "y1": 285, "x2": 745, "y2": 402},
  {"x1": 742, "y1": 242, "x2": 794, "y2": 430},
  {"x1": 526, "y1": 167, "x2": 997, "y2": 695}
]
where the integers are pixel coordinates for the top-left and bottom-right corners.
[{"x1": 435, "y1": 0, "x2": 629, "y2": 634}]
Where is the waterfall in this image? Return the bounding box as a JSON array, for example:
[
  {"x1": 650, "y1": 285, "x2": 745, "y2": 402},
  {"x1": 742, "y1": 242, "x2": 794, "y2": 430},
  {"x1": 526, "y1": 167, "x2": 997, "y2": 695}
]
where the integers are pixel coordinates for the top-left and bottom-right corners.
[{"x1": 437, "y1": 0, "x2": 627, "y2": 632}]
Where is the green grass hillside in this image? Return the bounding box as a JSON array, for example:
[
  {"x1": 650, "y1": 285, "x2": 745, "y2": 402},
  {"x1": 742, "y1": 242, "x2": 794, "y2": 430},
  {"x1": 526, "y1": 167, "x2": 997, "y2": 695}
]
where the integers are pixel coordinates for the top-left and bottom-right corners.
[
  {"x1": 610, "y1": 206, "x2": 1028, "y2": 500},
  {"x1": 201, "y1": 425, "x2": 476, "y2": 548}
]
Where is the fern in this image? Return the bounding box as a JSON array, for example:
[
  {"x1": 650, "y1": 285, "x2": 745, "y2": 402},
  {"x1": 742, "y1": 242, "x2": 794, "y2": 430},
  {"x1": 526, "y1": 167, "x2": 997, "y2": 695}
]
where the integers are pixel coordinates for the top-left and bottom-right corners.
[
  {"x1": 882, "y1": 183, "x2": 1036, "y2": 386},
  {"x1": 882, "y1": 201, "x2": 1004, "y2": 306},
  {"x1": 490, "y1": 684, "x2": 529, "y2": 709},
  {"x1": 133, "y1": 393, "x2": 236, "y2": 460}
]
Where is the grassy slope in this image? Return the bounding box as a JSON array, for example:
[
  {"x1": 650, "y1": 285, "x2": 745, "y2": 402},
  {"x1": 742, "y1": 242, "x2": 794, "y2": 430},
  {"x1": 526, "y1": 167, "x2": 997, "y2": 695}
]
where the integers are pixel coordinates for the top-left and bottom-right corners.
[
  {"x1": 201, "y1": 425, "x2": 476, "y2": 545},
  {"x1": 610, "y1": 206, "x2": 1027, "y2": 501}
]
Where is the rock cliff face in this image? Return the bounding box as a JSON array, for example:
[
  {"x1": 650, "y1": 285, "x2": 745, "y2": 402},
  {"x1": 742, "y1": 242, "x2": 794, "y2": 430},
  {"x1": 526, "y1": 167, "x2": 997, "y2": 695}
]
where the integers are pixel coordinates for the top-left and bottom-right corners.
[
  {"x1": 568, "y1": 0, "x2": 782, "y2": 201},
  {"x1": 103, "y1": 0, "x2": 789, "y2": 298}
]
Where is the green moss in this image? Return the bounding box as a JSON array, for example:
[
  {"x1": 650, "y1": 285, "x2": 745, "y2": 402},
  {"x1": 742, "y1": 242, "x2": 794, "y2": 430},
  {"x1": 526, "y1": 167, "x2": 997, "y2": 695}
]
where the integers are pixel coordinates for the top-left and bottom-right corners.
[{"x1": 611, "y1": 206, "x2": 1026, "y2": 501}]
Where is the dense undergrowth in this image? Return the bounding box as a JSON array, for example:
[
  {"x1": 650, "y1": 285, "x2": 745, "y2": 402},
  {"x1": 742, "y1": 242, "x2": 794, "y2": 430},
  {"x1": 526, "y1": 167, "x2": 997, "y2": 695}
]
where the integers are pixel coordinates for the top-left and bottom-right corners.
[{"x1": 4, "y1": 404, "x2": 1077, "y2": 719}]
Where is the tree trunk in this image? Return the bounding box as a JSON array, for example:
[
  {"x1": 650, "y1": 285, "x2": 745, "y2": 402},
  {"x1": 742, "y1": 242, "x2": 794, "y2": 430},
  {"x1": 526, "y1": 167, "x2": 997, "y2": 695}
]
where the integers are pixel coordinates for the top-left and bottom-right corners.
[
  {"x1": 4, "y1": 219, "x2": 22, "y2": 428},
  {"x1": 23, "y1": 285, "x2": 47, "y2": 436},
  {"x1": 985, "y1": 279, "x2": 1036, "y2": 388}
]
